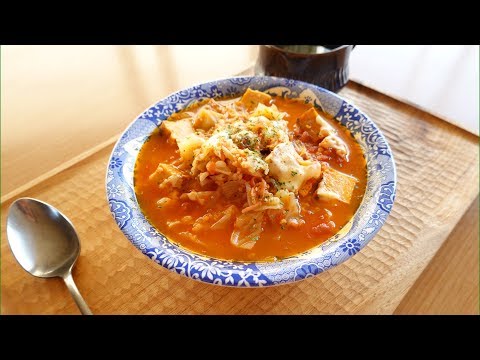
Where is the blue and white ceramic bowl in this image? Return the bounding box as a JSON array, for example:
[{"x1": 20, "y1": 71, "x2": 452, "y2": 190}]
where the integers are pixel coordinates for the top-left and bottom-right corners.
[{"x1": 106, "y1": 76, "x2": 396, "y2": 287}]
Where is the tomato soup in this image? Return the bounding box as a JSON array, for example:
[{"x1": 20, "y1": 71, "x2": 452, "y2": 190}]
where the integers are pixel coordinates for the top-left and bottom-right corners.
[{"x1": 134, "y1": 89, "x2": 366, "y2": 261}]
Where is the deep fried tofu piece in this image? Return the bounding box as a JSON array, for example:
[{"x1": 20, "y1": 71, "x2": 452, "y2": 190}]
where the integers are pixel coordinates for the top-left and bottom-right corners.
[
  {"x1": 296, "y1": 107, "x2": 334, "y2": 143},
  {"x1": 316, "y1": 166, "x2": 358, "y2": 203},
  {"x1": 239, "y1": 88, "x2": 272, "y2": 110}
]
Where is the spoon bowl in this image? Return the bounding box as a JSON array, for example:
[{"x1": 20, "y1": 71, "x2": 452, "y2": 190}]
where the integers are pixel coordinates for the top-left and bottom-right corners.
[{"x1": 7, "y1": 197, "x2": 92, "y2": 315}]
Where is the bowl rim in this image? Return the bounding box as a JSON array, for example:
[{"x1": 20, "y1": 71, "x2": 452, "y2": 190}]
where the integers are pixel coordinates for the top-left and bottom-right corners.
[{"x1": 106, "y1": 75, "x2": 397, "y2": 287}]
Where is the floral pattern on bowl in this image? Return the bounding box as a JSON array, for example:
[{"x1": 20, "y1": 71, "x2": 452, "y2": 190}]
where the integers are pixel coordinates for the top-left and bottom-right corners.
[{"x1": 106, "y1": 76, "x2": 396, "y2": 287}]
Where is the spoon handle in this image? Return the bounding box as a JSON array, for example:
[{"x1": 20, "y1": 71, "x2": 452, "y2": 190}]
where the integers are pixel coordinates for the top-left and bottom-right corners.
[{"x1": 63, "y1": 272, "x2": 93, "y2": 315}]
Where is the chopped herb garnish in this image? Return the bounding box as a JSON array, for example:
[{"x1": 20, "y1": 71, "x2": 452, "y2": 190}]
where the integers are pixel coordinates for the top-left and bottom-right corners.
[{"x1": 291, "y1": 171, "x2": 298, "y2": 177}]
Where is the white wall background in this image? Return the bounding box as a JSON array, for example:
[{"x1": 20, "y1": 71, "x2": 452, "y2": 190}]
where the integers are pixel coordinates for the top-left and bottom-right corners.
[{"x1": 350, "y1": 45, "x2": 479, "y2": 135}]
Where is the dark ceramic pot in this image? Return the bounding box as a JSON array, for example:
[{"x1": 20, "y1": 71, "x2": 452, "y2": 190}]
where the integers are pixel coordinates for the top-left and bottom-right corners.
[{"x1": 255, "y1": 45, "x2": 355, "y2": 93}]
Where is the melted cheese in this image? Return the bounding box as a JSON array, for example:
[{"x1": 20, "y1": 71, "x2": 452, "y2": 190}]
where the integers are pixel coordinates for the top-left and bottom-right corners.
[{"x1": 266, "y1": 142, "x2": 322, "y2": 193}]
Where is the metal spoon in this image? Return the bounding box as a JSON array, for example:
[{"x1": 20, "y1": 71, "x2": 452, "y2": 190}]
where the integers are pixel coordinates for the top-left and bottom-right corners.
[{"x1": 6, "y1": 197, "x2": 93, "y2": 315}]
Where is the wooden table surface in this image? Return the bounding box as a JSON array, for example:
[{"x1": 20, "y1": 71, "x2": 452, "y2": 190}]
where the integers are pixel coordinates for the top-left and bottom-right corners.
[{"x1": 1, "y1": 48, "x2": 478, "y2": 314}]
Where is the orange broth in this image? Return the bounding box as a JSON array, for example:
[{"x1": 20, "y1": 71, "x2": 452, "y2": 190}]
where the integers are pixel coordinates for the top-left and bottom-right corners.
[{"x1": 134, "y1": 96, "x2": 367, "y2": 261}]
